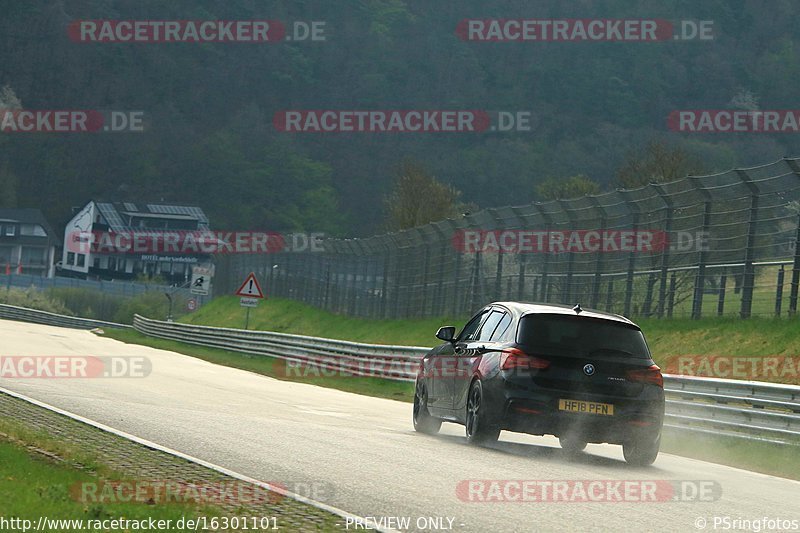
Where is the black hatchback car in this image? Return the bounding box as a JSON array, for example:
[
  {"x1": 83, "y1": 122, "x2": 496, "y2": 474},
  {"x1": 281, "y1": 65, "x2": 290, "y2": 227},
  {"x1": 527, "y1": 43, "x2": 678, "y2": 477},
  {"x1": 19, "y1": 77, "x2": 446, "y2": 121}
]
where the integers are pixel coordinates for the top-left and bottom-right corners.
[{"x1": 413, "y1": 302, "x2": 665, "y2": 465}]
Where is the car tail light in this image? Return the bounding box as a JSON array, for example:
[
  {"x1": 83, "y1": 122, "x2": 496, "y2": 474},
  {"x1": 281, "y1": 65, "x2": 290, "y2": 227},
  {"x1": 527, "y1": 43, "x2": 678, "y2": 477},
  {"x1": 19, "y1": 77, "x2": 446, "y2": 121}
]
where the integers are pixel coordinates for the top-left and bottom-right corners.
[
  {"x1": 626, "y1": 364, "x2": 663, "y2": 388},
  {"x1": 500, "y1": 348, "x2": 550, "y2": 370}
]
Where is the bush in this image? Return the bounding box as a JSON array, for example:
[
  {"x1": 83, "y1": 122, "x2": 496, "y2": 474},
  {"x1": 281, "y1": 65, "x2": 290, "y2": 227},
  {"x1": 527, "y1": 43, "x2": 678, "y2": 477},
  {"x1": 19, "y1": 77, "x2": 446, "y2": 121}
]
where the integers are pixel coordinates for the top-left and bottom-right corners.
[
  {"x1": 0, "y1": 287, "x2": 72, "y2": 315},
  {"x1": 46, "y1": 288, "x2": 122, "y2": 321},
  {"x1": 1, "y1": 286, "x2": 188, "y2": 324},
  {"x1": 113, "y1": 290, "x2": 188, "y2": 324}
]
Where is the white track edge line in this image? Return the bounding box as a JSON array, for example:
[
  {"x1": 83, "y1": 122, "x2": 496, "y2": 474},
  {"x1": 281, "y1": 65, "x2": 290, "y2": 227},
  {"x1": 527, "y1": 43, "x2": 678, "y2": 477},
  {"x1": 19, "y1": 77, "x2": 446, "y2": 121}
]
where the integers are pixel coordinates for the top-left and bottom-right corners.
[{"x1": 0, "y1": 385, "x2": 399, "y2": 533}]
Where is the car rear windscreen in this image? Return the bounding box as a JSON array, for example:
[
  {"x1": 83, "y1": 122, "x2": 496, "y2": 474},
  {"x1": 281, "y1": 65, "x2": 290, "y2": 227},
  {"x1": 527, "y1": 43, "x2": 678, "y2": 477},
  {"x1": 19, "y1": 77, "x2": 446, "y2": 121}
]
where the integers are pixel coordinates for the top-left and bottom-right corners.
[{"x1": 516, "y1": 314, "x2": 651, "y2": 359}]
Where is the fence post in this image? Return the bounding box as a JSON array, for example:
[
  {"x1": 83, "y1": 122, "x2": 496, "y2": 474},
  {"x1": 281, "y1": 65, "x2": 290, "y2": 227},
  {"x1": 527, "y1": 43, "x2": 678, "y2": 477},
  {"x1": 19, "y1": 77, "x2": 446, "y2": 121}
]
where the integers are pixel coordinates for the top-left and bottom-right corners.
[
  {"x1": 785, "y1": 160, "x2": 800, "y2": 316},
  {"x1": 652, "y1": 184, "x2": 674, "y2": 318},
  {"x1": 518, "y1": 253, "x2": 527, "y2": 300},
  {"x1": 589, "y1": 197, "x2": 607, "y2": 309},
  {"x1": 469, "y1": 252, "x2": 483, "y2": 311},
  {"x1": 560, "y1": 199, "x2": 576, "y2": 304},
  {"x1": 791, "y1": 215, "x2": 800, "y2": 317},
  {"x1": 718, "y1": 274, "x2": 727, "y2": 316},
  {"x1": 688, "y1": 176, "x2": 712, "y2": 319},
  {"x1": 624, "y1": 212, "x2": 640, "y2": 317},
  {"x1": 736, "y1": 170, "x2": 759, "y2": 319},
  {"x1": 494, "y1": 253, "x2": 504, "y2": 300},
  {"x1": 380, "y1": 251, "x2": 389, "y2": 318},
  {"x1": 667, "y1": 271, "x2": 676, "y2": 318},
  {"x1": 420, "y1": 245, "x2": 431, "y2": 316},
  {"x1": 776, "y1": 265, "x2": 785, "y2": 317}
]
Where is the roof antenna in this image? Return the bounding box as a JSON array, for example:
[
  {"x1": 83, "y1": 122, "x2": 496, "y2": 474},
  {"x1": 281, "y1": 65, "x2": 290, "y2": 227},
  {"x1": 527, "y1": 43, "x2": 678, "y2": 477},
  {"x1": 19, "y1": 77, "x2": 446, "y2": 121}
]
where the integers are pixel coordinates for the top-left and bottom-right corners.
[{"x1": 572, "y1": 303, "x2": 583, "y2": 314}]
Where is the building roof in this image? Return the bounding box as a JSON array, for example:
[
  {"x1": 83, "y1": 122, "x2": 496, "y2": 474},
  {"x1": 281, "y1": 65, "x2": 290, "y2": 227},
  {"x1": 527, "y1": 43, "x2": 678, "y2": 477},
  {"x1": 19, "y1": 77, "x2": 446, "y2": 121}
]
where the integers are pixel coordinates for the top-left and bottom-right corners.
[
  {"x1": 0, "y1": 208, "x2": 57, "y2": 243},
  {"x1": 94, "y1": 202, "x2": 210, "y2": 232}
]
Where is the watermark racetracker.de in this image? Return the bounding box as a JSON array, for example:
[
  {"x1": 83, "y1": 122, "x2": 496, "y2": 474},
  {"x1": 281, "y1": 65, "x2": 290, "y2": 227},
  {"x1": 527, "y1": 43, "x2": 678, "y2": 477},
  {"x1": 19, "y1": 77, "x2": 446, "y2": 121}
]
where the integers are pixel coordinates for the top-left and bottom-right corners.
[
  {"x1": 669, "y1": 110, "x2": 800, "y2": 133},
  {"x1": 457, "y1": 479, "x2": 722, "y2": 503},
  {"x1": 66, "y1": 230, "x2": 326, "y2": 255},
  {"x1": 68, "y1": 20, "x2": 326, "y2": 43},
  {"x1": 452, "y1": 229, "x2": 710, "y2": 254},
  {"x1": 71, "y1": 479, "x2": 334, "y2": 506},
  {"x1": 273, "y1": 110, "x2": 535, "y2": 133},
  {"x1": 0, "y1": 109, "x2": 144, "y2": 133},
  {"x1": 663, "y1": 355, "x2": 800, "y2": 382},
  {"x1": 0, "y1": 356, "x2": 151, "y2": 379},
  {"x1": 456, "y1": 19, "x2": 714, "y2": 42}
]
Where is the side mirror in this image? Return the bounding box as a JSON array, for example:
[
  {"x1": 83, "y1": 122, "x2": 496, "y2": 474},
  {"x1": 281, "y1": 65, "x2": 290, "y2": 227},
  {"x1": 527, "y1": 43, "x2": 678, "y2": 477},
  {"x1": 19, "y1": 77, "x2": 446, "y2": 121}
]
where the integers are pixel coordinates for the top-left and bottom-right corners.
[{"x1": 436, "y1": 326, "x2": 456, "y2": 343}]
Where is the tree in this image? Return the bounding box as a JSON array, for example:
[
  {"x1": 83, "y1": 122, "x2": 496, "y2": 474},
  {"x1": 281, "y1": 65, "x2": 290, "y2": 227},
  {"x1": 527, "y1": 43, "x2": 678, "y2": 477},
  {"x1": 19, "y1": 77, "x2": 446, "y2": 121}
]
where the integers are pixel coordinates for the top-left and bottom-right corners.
[
  {"x1": 616, "y1": 140, "x2": 705, "y2": 189},
  {"x1": 535, "y1": 174, "x2": 601, "y2": 201},
  {"x1": 0, "y1": 86, "x2": 21, "y2": 208},
  {"x1": 0, "y1": 162, "x2": 18, "y2": 208},
  {"x1": 0, "y1": 85, "x2": 21, "y2": 110},
  {"x1": 385, "y1": 159, "x2": 463, "y2": 231}
]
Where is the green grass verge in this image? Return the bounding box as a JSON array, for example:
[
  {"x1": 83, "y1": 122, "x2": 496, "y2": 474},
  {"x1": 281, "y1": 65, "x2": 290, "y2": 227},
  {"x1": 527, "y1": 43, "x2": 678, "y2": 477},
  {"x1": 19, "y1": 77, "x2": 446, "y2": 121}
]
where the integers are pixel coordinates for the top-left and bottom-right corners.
[
  {"x1": 179, "y1": 296, "x2": 800, "y2": 384},
  {"x1": 0, "y1": 418, "x2": 222, "y2": 531},
  {"x1": 660, "y1": 431, "x2": 800, "y2": 481},
  {"x1": 181, "y1": 296, "x2": 461, "y2": 347}
]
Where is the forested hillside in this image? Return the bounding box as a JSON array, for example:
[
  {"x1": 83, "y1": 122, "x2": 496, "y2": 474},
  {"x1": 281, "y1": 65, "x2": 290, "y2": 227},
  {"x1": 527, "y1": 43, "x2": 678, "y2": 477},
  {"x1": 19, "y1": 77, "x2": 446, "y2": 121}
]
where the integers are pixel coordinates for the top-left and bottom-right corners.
[{"x1": 1, "y1": 0, "x2": 799, "y2": 235}]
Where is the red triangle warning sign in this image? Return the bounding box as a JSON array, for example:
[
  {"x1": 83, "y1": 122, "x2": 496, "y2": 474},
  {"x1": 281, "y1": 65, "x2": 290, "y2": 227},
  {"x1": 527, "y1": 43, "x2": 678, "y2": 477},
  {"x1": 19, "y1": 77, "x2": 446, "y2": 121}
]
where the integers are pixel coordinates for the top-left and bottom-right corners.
[{"x1": 235, "y1": 272, "x2": 264, "y2": 298}]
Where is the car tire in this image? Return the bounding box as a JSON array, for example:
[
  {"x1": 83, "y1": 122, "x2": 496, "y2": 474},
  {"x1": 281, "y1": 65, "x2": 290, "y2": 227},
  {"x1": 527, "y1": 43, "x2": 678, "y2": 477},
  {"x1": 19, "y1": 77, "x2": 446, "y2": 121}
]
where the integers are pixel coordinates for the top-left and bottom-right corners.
[
  {"x1": 465, "y1": 379, "x2": 500, "y2": 445},
  {"x1": 559, "y1": 437, "x2": 587, "y2": 454},
  {"x1": 623, "y1": 434, "x2": 661, "y2": 466},
  {"x1": 413, "y1": 380, "x2": 441, "y2": 435}
]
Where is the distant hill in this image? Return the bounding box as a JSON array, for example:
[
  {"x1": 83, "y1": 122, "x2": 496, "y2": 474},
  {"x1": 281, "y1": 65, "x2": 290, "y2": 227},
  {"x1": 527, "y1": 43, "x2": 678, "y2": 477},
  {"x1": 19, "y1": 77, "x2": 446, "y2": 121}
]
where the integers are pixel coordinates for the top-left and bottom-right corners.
[{"x1": 2, "y1": 0, "x2": 799, "y2": 235}]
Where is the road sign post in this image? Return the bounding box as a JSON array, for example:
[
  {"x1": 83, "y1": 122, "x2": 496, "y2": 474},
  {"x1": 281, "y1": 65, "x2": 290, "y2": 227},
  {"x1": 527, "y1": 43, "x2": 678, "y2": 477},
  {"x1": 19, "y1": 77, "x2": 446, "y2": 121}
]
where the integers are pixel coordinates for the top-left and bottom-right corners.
[{"x1": 235, "y1": 272, "x2": 265, "y2": 329}]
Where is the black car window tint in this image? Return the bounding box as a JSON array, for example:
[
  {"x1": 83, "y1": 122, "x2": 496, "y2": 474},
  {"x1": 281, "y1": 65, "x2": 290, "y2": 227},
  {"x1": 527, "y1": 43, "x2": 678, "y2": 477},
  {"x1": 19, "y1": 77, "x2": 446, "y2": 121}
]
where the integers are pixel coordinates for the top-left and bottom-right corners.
[
  {"x1": 489, "y1": 312, "x2": 513, "y2": 341},
  {"x1": 477, "y1": 311, "x2": 505, "y2": 341},
  {"x1": 457, "y1": 310, "x2": 488, "y2": 341}
]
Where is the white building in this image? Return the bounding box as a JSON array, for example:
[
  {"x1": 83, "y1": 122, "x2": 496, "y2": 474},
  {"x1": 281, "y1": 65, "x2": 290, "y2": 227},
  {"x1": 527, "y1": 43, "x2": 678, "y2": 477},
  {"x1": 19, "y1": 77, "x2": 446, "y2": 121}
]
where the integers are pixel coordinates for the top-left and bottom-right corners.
[
  {"x1": 0, "y1": 208, "x2": 58, "y2": 278},
  {"x1": 61, "y1": 201, "x2": 212, "y2": 283}
]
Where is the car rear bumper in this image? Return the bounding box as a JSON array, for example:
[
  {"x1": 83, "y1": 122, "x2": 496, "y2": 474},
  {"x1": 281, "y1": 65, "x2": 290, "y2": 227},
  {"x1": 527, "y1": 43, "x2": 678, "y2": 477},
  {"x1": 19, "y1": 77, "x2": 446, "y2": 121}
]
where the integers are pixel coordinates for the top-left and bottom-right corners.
[{"x1": 485, "y1": 379, "x2": 664, "y2": 444}]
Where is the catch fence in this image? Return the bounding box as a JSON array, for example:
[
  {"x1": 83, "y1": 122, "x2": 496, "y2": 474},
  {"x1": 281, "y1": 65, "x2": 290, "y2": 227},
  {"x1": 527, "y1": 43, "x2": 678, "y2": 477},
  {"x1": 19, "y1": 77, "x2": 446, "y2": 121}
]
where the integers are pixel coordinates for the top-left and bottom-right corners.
[{"x1": 218, "y1": 157, "x2": 800, "y2": 320}]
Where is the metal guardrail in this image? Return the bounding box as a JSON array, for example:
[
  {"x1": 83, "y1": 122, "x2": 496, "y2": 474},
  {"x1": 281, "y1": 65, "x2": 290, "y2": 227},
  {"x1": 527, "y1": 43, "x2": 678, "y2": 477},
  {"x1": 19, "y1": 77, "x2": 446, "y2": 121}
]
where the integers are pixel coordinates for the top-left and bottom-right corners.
[
  {"x1": 133, "y1": 314, "x2": 422, "y2": 380},
  {"x1": 132, "y1": 314, "x2": 800, "y2": 446},
  {"x1": 0, "y1": 304, "x2": 131, "y2": 330},
  {"x1": 663, "y1": 375, "x2": 800, "y2": 445}
]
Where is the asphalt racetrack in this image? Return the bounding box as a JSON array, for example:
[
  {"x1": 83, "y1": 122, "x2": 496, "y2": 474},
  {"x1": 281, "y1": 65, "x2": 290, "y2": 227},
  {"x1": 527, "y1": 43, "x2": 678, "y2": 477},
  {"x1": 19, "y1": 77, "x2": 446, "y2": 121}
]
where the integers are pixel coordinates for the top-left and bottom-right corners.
[{"x1": 1, "y1": 319, "x2": 798, "y2": 532}]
